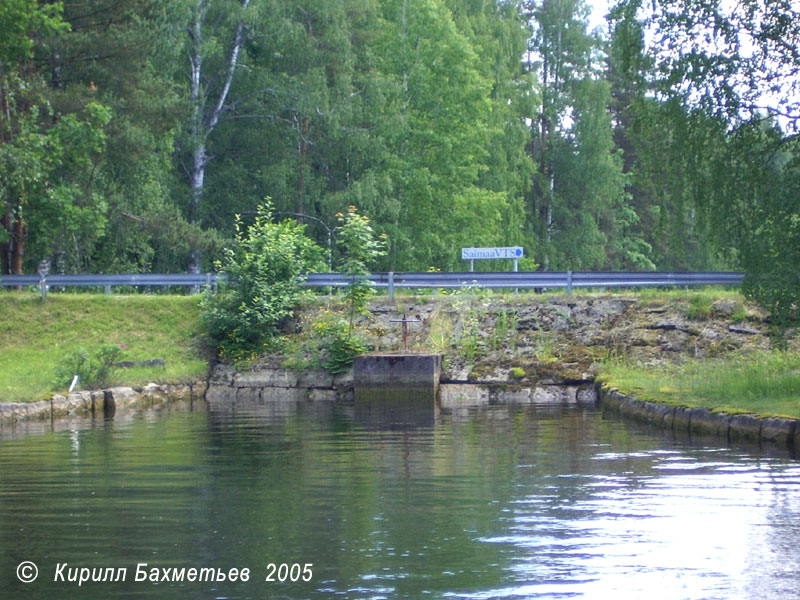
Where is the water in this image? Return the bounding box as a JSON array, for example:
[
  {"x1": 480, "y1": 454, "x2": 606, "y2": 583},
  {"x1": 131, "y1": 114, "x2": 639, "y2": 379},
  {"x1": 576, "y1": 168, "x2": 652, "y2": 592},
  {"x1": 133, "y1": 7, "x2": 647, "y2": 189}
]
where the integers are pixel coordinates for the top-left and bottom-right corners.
[{"x1": 1, "y1": 396, "x2": 799, "y2": 599}]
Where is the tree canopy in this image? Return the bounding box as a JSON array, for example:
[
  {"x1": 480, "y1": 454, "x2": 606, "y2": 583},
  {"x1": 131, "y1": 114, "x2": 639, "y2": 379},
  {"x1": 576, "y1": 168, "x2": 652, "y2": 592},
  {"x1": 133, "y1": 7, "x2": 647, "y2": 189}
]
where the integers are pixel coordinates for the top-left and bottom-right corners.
[{"x1": 1, "y1": 0, "x2": 798, "y2": 325}]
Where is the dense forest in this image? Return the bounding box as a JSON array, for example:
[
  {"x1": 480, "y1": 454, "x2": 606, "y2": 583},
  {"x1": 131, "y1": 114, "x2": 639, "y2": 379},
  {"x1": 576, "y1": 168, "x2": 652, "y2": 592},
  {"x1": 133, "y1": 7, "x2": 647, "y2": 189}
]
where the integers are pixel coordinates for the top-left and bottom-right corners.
[{"x1": 1, "y1": 0, "x2": 798, "y2": 318}]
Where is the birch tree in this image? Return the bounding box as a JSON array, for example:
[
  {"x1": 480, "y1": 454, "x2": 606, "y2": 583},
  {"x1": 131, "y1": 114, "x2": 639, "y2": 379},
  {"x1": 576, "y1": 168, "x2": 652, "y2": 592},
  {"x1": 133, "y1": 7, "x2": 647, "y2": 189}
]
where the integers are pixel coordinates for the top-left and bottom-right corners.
[{"x1": 185, "y1": 0, "x2": 253, "y2": 274}]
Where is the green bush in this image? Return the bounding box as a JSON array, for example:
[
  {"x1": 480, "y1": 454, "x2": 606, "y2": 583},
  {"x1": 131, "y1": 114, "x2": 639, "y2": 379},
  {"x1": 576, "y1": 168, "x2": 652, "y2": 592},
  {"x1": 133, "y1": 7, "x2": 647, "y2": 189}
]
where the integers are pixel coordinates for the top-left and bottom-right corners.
[
  {"x1": 53, "y1": 342, "x2": 124, "y2": 389},
  {"x1": 311, "y1": 313, "x2": 368, "y2": 375},
  {"x1": 335, "y1": 206, "x2": 387, "y2": 335},
  {"x1": 202, "y1": 201, "x2": 326, "y2": 363}
]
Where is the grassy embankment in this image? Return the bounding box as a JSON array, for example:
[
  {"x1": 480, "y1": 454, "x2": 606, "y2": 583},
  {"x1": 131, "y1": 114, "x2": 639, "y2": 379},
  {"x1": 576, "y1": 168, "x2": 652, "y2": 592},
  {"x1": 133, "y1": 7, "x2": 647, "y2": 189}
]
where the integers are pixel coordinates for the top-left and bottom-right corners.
[
  {"x1": 596, "y1": 288, "x2": 800, "y2": 419},
  {"x1": 598, "y1": 352, "x2": 800, "y2": 419},
  {"x1": 0, "y1": 292, "x2": 209, "y2": 402},
  {"x1": 1, "y1": 287, "x2": 798, "y2": 419}
]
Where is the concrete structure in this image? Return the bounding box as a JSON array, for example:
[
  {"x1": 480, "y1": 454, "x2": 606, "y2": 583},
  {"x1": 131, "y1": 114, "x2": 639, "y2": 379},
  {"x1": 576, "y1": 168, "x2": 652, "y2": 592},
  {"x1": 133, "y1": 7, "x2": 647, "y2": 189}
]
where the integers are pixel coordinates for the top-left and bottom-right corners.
[{"x1": 353, "y1": 353, "x2": 442, "y2": 398}]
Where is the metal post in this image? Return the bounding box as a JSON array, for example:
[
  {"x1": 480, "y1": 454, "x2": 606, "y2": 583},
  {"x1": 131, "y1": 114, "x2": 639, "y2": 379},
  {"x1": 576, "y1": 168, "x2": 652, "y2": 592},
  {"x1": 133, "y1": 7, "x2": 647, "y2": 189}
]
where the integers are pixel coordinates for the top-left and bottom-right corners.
[
  {"x1": 104, "y1": 284, "x2": 111, "y2": 294},
  {"x1": 566, "y1": 270, "x2": 573, "y2": 297},
  {"x1": 469, "y1": 259, "x2": 474, "y2": 272},
  {"x1": 388, "y1": 271, "x2": 395, "y2": 303},
  {"x1": 37, "y1": 260, "x2": 49, "y2": 301}
]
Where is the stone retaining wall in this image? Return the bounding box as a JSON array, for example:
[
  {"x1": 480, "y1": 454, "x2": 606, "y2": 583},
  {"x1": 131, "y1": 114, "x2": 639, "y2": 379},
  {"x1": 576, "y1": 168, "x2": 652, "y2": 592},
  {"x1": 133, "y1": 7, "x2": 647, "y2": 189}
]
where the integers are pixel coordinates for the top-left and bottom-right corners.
[
  {"x1": 597, "y1": 384, "x2": 799, "y2": 452},
  {"x1": 205, "y1": 364, "x2": 354, "y2": 404},
  {"x1": 0, "y1": 382, "x2": 208, "y2": 425}
]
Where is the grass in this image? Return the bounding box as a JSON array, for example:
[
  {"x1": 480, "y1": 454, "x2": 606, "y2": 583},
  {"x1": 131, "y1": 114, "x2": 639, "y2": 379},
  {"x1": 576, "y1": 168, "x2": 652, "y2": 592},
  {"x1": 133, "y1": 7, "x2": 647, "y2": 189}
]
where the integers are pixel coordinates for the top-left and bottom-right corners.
[
  {"x1": 599, "y1": 351, "x2": 800, "y2": 419},
  {"x1": 0, "y1": 292, "x2": 209, "y2": 402}
]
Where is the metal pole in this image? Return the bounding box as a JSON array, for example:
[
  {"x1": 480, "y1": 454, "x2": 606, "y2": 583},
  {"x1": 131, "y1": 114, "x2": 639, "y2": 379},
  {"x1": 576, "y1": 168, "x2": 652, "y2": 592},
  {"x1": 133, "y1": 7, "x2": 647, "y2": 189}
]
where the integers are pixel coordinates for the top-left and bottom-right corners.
[
  {"x1": 388, "y1": 271, "x2": 395, "y2": 303},
  {"x1": 566, "y1": 270, "x2": 573, "y2": 297}
]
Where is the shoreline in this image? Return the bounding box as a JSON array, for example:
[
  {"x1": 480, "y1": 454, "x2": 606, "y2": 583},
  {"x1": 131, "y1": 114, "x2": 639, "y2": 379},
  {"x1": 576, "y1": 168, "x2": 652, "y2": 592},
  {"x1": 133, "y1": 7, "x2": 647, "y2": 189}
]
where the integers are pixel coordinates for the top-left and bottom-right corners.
[
  {"x1": 1, "y1": 370, "x2": 799, "y2": 458},
  {"x1": 0, "y1": 382, "x2": 209, "y2": 426},
  {"x1": 596, "y1": 382, "x2": 799, "y2": 454}
]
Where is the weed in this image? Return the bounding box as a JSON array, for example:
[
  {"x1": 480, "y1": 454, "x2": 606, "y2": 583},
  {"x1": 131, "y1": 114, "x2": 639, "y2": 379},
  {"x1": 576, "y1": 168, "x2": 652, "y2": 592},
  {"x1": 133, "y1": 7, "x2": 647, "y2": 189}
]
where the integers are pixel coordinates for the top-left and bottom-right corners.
[
  {"x1": 687, "y1": 294, "x2": 713, "y2": 320},
  {"x1": 427, "y1": 308, "x2": 455, "y2": 354}
]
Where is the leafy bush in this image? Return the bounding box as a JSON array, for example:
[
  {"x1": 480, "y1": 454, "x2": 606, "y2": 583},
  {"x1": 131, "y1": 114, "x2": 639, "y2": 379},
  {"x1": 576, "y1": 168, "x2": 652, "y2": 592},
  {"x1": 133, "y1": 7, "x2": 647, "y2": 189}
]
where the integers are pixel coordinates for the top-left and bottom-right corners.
[
  {"x1": 283, "y1": 311, "x2": 368, "y2": 375},
  {"x1": 202, "y1": 201, "x2": 326, "y2": 363},
  {"x1": 311, "y1": 313, "x2": 368, "y2": 375},
  {"x1": 53, "y1": 342, "x2": 124, "y2": 389},
  {"x1": 335, "y1": 206, "x2": 386, "y2": 335}
]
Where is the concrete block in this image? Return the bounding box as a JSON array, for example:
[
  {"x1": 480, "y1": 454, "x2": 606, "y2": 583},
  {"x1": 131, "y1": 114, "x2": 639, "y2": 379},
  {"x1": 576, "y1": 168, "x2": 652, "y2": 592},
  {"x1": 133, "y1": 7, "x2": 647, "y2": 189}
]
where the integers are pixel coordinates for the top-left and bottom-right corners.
[
  {"x1": 689, "y1": 408, "x2": 730, "y2": 437},
  {"x1": 728, "y1": 414, "x2": 762, "y2": 443},
  {"x1": 354, "y1": 353, "x2": 441, "y2": 398},
  {"x1": 439, "y1": 384, "x2": 489, "y2": 408},
  {"x1": 759, "y1": 418, "x2": 797, "y2": 448}
]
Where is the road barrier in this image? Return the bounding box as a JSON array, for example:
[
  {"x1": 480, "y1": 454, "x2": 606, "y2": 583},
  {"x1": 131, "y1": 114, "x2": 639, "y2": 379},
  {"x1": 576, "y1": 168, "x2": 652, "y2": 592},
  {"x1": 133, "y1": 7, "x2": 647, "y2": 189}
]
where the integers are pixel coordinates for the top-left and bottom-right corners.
[{"x1": 0, "y1": 270, "x2": 744, "y2": 297}]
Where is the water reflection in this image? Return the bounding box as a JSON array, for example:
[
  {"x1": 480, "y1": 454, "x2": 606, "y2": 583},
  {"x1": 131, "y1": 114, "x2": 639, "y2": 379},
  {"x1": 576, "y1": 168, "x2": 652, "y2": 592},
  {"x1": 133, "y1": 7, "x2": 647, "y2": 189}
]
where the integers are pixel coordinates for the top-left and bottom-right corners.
[{"x1": 0, "y1": 396, "x2": 798, "y2": 599}]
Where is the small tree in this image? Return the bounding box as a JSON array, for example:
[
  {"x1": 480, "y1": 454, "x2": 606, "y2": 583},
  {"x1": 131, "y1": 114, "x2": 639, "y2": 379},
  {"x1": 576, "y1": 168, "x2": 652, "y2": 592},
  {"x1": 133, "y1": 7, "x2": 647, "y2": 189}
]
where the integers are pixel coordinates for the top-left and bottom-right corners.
[
  {"x1": 335, "y1": 205, "x2": 387, "y2": 336},
  {"x1": 202, "y1": 200, "x2": 325, "y2": 363}
]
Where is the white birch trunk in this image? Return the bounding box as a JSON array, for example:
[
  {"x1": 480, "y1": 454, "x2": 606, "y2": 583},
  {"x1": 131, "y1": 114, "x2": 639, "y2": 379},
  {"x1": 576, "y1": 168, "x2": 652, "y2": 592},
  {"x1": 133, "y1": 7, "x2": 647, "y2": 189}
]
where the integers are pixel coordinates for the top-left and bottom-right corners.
[{"x1": 187, "y1": 0, "x2": 251, "y2": 276}]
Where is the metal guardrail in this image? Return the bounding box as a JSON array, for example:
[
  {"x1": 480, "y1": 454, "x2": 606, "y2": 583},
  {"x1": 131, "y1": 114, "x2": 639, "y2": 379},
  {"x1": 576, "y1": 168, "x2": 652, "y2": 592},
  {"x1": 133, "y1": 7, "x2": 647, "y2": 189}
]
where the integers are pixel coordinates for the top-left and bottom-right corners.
[
  {"x1": 306, "y1": 271, "x2": 745, "y2": 291},
  {"x1": 0, "y1": 273, "x2": 220, "y2": 296},
  {"x1": 0, "y1": 271, "x2": 744, "y2": 296}
]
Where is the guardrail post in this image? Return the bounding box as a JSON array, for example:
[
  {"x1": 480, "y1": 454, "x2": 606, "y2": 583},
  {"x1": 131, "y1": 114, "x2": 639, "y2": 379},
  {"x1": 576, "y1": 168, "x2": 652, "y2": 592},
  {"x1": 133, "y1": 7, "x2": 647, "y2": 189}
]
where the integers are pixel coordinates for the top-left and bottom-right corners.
[
  {"x1": 566, "y1": 270, "x2": 573, "y2": 297},
  {"x1": 104, "y1": 284, "x2": 111, "y2": 294},
  {"x1": 388, "y1": 271, "x2": 395, "y2": 303}
]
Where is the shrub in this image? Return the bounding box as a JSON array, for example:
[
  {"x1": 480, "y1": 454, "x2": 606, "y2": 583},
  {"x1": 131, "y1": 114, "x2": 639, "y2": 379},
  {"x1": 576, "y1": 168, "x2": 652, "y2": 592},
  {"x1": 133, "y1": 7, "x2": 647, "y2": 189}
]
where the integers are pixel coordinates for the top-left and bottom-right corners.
[
  {"x1": 311, "y1": 314, "x2": 368, "y2": 375},
  {"x1": 53, "y1": 342, "x2": 124, "y2": 389},
  {"x1": 335, "y1": 206, "x2": 386, "y2": 336},
  {"x1": 202, "y1": 200, "x2": 326, "y2": 363}
]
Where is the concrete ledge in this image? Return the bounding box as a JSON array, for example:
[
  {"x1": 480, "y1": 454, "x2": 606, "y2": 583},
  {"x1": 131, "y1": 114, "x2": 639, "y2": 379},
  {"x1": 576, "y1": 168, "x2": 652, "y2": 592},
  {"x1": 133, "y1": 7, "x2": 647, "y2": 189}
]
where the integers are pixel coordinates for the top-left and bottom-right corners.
[
  {"x1": 689, "y1": 408, "x2": 731, "y2": 437},
  {"x1": 596, "y1": 383, "x2": 799, "y2": 454},
  {"x1": 439, "y1": 384, "x2": 490, "y2": 408},
  {"x1": 728, "y1": 414, "x2": 762, "y2": 443},
  {"x1": 760, "y1": 418, "x2": 797, "y2": 447},
  {"x1": 0, "y1": 382, "x2": 206, "y2": 425}
]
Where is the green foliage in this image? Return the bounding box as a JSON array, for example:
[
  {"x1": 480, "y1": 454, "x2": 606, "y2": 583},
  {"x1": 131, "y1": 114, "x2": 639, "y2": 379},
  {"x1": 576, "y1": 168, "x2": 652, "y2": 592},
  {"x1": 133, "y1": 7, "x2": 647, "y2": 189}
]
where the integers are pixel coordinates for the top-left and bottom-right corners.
[
  {"x1": 311, "y1": 313, "x2": 368, "y2": 375},
  {"x1": 53, "y1": 342, "x2": 124, "y2": 389},
  {"x1": 283, "y1": 309, "x2": 369, "y2": 375},
  {"x1": 630, "y1": 0, "x2": 800, "y2": 129},
  {"x1": 687, "y1": 294, "x2": 713, "y2": 320},
  {"x1": 202, "y1": 201, "x2": 326, "y2": 363},
  {"x1": 427, "y1": 307, "x2": 455, "y2": 354},
  {"x1": 490, "y1": 308, "x2": 518, "y2": 352},
  {"x1": 335, "y1": 205, "x2": 386, "y2": 334},
  {"x1": 455, "y1": 301, "x2": 484, "y2": 363},
  {"x1": 0, "y1": 0, "x2": 68, "y2": 67}
]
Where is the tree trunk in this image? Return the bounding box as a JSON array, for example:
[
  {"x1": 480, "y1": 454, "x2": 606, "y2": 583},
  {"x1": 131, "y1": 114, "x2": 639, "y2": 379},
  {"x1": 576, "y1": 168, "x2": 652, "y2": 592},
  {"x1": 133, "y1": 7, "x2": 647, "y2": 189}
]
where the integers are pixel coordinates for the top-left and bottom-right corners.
[
  {"x1": 186, "y1": 0, "x2": 251, "y2": 276},
  {"x1": 296, "y1": 117, "x2": 309, "y2": 216},
  {"x1": 1, "y1": 210, "x2": 10, "y2": 275},
  {"x1": 188, "y1": 141, "x2": 206, "y2": 275},
  {"x1": 12, "y1": 213, "x2": 26, "y2": 275}
]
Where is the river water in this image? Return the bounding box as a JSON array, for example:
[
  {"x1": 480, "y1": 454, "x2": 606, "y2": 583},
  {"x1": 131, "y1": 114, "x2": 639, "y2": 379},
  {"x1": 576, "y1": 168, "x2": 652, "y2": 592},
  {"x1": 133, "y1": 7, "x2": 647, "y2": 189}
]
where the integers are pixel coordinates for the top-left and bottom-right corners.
[{"x1": 1, "y1": 395, "x2": 799, "y2": 599}]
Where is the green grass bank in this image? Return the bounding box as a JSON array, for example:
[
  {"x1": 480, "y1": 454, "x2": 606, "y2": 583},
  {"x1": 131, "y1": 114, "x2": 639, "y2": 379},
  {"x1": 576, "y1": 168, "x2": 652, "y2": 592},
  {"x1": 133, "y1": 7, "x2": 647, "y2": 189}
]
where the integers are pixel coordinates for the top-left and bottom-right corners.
[
  {"x1": 598, "y1": 352, "x2": 800, "y2": 419},
  {"x1": 0, "y1": 293, "x2": 209, "y2": 402}
]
